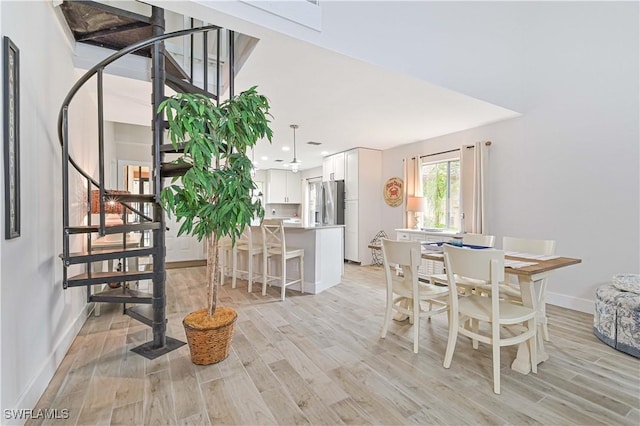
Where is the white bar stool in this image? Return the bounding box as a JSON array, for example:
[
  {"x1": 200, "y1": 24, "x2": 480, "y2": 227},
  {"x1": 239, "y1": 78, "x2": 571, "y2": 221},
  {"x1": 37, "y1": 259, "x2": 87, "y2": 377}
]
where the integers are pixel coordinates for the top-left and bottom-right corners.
[
  {"x1": 232, "y1": 226, "x2": 263, "y2": 292},
  {"x1": 261, "y1": 219, "x2": 304, "y2": 301}
]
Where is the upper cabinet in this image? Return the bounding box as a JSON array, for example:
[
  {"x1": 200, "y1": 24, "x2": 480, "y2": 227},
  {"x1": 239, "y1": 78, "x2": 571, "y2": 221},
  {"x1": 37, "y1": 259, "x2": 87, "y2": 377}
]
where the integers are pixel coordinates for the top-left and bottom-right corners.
[
  {"x1": 322, "y1": 152, "x2": 345, "y2": 182},
  {"x1": 266, "y1": 169, "x2": 301, "y2": 204}
]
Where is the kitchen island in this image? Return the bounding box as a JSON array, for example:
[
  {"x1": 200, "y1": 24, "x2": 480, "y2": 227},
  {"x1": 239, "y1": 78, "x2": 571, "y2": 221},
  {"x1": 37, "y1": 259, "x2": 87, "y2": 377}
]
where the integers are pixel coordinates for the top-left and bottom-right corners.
[{"x1": 252, "y1": 223, "x2": 345, "y2": 294}]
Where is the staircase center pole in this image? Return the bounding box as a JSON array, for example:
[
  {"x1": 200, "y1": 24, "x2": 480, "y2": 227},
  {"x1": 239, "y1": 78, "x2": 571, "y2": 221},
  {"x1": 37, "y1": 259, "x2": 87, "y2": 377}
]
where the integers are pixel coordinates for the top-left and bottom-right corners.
[{"x1": 151, "y1": 5, "x2": 167, "y2": 350}]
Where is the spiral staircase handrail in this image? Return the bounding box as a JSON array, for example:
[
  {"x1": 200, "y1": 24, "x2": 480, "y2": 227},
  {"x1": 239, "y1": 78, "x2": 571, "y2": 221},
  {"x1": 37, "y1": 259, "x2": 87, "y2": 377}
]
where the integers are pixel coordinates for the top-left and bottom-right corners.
[
  {"x1": 58, "y1": 24, "x2": 220, "y2": 218},
  {"x1": 58, "y1": 23, "x2": 220, "y2": 146}
]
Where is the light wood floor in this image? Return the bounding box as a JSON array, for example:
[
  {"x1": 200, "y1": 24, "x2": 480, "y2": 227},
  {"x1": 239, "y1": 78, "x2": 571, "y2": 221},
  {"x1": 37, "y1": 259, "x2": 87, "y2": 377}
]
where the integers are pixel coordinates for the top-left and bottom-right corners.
[{"x1": 30, "y1": 264, "x2": 639, "y2": 425}]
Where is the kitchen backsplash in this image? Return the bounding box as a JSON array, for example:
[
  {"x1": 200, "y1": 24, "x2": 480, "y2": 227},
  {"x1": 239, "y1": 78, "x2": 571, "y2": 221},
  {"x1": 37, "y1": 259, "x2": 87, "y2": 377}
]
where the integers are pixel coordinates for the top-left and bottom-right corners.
[{"x1": 265, "y1": 203, "x2": 300, "y2": 218}]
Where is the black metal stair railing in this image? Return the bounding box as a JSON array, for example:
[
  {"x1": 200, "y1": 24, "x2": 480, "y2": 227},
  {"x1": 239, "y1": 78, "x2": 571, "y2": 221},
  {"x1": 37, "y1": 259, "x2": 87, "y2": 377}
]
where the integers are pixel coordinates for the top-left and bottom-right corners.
[{"x1": 57, "y1": 9, "x2": 236, "y2": 358}]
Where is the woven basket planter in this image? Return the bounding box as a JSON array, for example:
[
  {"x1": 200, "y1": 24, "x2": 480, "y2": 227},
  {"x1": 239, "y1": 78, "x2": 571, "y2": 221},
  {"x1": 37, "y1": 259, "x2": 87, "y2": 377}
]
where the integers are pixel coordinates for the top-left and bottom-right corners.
[{"x1": 183, "y1": 307, "x2": 237, "y2": 365}]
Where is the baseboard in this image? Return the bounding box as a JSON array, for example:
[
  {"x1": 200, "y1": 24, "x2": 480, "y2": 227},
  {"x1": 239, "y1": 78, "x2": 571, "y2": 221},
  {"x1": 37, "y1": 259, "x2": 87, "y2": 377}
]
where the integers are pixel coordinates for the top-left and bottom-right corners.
[
  {"x1": 10, "y1": 304, "x2": 91, "y2": 424},
  {"x1": 166, "y1": 260, "x2": 206, "y2": 269},
  {"x1": 546, "y1": 291, "x2": 594, "y2": 314}
]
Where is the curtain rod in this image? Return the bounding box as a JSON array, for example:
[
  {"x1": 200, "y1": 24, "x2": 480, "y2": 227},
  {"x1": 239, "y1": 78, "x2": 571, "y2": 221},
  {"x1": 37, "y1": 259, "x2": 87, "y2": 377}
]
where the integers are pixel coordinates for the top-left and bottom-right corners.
[
  {"x1": 419, "y1": 148, "x2": 459, "y2": 159},
  {"x1": 465, "y1": 141, "x2": 493, "y2": 149},
  {"x1": 416, "y1": 141, "x2": 492, "y2": 159}
]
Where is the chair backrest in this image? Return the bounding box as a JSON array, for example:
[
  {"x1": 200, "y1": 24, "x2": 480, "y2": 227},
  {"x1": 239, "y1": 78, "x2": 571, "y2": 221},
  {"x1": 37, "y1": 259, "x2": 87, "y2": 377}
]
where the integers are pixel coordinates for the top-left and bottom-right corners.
[
  {"x1": 381, "y1": 238, "x2": 421, "y2": 294},
  {"x1": 238, "y1": 225, "x2": 254, "y2": 246},
  {"x1": 444, "y1": 245, "x2": 505, "y2": 317},
  {"x1": 262, "y1": 219, "x2": 286, "y2": 252},
  {"x1": 462, "y1": 233, "x2": 496, "y2": 247},
  {"x1": 502, "y1": 236, "x2": 555, "y2": 255},
  {"x1": 444, "y1": 245, "x2": 505, "y2": 283}
]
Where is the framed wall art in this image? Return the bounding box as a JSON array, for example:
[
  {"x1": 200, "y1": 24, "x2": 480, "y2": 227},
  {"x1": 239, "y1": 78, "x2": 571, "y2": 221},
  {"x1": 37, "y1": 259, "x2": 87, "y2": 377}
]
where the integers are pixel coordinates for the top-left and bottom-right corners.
[
  {"x1": 383, "y1": 177, "x2": 403, "y2": 207},
  {"x1": 4, "y1": 36, "x2": 20, "y2": 239}
]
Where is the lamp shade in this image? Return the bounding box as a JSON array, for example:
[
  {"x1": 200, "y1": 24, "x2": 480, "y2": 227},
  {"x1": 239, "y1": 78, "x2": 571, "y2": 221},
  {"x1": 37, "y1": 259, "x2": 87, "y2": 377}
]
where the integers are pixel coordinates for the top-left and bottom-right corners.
[
  {"x1": 406, "y1": 196, "x2": 427, "y2": 213},
  {"x1": 90, "y1": 190, "x2": 128, "y2": 214}
]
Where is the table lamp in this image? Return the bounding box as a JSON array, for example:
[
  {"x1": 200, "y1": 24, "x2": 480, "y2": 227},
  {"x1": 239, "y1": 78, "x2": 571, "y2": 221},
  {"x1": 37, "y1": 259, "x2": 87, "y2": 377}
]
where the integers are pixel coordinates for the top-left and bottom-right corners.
[
  {"x1": 406, "y1": 196, "x2": 427, "y2": 229},
  {"x1": 90, "y1": 189, "x2": 128, "y2": 226}
]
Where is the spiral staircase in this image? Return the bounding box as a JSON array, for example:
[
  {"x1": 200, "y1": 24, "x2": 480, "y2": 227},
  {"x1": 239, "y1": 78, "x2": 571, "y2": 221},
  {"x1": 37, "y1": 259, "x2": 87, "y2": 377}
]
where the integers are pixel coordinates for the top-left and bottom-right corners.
[{"x1": 57, "y1": 1, "x2": 244, "y2": 359}]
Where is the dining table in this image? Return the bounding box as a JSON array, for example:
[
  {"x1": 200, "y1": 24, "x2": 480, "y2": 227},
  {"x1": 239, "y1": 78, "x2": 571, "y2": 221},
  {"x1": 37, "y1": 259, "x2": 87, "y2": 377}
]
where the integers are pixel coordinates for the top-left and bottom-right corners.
[{"x1": 369, "y1": 242, "x2": 582, "y2": 374}]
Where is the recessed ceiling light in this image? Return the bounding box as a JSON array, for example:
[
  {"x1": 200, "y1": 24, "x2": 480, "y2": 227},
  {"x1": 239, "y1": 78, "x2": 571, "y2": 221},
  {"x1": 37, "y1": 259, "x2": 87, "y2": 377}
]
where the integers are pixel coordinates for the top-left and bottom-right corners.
[
  {"x1": 321, "y1": 151, "x2": 328, "y2": 155},
  {"x1": 261, "y1": 156, "x2": 268, "y2": 161},
  {"x1": 282, "y1": 146, "x2": 290, "y2": 152}
]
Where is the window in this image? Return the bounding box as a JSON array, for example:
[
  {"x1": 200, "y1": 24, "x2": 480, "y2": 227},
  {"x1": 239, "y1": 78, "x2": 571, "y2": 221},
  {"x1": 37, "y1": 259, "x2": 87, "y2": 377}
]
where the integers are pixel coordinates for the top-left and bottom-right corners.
[{"x1": 420, "y1": 156, "x2": 460, "y2": 231}]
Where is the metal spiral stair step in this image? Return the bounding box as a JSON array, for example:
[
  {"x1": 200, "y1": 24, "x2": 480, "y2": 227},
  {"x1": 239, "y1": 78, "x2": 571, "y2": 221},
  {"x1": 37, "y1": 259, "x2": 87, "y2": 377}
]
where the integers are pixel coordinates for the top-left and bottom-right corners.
[
  {"x1": 165, "y1": 73, "x2": 217, "y2": 99},
  {"x1": 164, "y1": 50, "x2": 190, "y2": 81},
  {"x1": 102, "y1": 193, "x2": 156, "y2": 203},
  {"x1": 65, "y1": 222, "x2": 161, "y2": 235},
  {"x1": 61, "y1": 246, "x2": 156, "y2": 266},
  {"x1": 159, "y1": 142, "x2": 185, "y2": 153},
  {"x1": 90, "y1": 287, "x2": 153, "y2": 304},
  {"x1": 65, "y1": 270, "x2": 154, "y2": 288},
  {"x1": 160, "y1": 162, "x2": 192, "y2": 177},
  {"x1": 125, "y1": 305, "x2": 168, "y2": 327}
]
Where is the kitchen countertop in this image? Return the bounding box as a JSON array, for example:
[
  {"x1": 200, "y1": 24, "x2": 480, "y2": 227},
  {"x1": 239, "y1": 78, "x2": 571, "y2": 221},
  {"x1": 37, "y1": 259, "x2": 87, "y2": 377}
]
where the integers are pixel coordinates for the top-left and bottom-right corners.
[{"x1": 282, "y1": 223, "x2": 345, "y2": 230}]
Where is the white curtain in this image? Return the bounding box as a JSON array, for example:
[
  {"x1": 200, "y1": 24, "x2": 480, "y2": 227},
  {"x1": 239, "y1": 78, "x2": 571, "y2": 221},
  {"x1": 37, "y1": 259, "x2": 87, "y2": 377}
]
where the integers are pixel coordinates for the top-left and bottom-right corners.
[
  {"x1": 461, "y1": 142, "x2": 490, "y2": 234},
  {"x1": 402, "y1": 156, "x2": 421, "y2": 228}
]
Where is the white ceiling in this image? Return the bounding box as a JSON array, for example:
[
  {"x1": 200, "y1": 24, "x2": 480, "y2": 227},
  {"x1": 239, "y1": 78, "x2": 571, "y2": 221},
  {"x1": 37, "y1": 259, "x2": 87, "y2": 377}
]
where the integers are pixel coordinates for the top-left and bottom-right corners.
[{"x1": 100, "y1": 20, "x2": 520, "y2": 172}]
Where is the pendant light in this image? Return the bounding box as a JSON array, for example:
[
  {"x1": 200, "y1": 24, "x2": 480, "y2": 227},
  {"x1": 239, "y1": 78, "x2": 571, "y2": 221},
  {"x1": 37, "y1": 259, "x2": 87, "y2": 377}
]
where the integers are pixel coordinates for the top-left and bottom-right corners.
[{"x1": 289, "y1": 124, "x2": 301, "y2": 173}]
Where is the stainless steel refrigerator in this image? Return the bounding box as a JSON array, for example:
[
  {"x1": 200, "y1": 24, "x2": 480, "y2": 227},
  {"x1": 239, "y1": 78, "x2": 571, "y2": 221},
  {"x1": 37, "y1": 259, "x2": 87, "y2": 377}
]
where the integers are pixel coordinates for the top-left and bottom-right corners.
[{"x1": 322, "y1": 180, "x2": 345, "y2": 225}]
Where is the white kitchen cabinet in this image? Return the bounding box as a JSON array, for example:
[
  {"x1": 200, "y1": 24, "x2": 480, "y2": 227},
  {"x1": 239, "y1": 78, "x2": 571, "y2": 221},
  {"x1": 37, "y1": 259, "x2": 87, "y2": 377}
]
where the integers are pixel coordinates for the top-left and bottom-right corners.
[
  {"x1": 345, "y1": 149, "x2": 359, "y2": 200},
  {"x1": 322, "y1": 152, "x2": 345, "y2": 182},
  {"x1": 343, "y1": 148, "x2": 382, "y2": 264},
  {"x1": 266, "y1": 169, "x2": 301, "y2": 204},
  {"x1": 345, "y1": 200, "x2": 358, "y2": 261}
]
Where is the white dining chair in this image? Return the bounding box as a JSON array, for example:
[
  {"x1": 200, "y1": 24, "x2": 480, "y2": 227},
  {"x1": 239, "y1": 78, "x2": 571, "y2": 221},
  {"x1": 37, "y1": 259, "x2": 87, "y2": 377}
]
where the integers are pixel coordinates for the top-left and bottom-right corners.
[
  {"x1": 232, "y1": 226, "x2": 263, "y2": 292},
  {"x1": 442, "y1": 244, "x2": 537, "y2": 394},
  {"x1": 261, "y1": 219, "x2": 304, "y2": 301},
  {"x1": 380, "y1": 239, "x2": 449, "y2": 353},
  {"x1": 429, "y1": 234, "x2": 496, "y2": 294},
  {"x1": 462, "y1": 233, "x2": 496, "y2": 247},
  {"x1": 496, "y1": 236, "x2": 556, "y2": 341}
]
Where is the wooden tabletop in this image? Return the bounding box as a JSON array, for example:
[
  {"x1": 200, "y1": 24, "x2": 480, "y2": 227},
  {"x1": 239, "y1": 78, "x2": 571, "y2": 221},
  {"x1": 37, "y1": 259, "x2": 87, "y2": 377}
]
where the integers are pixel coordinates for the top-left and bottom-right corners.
[{"x1": 368, "y1": 243, "x2": 582, "y2": 277}]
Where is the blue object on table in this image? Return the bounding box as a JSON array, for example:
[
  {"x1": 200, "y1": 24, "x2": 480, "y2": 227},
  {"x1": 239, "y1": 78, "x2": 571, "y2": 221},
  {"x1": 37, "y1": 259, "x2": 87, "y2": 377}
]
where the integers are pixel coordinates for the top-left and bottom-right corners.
[{"x1": 424, "y1": 241, "x2": 490, "y2": 249}]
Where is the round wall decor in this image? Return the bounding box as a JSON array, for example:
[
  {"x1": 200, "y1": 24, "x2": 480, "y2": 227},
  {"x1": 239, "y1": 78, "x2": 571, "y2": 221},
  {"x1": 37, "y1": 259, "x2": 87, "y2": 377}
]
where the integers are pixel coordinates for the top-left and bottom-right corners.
[{"x1": 383, "y1": 177, "x2": 403, "y2": 207}]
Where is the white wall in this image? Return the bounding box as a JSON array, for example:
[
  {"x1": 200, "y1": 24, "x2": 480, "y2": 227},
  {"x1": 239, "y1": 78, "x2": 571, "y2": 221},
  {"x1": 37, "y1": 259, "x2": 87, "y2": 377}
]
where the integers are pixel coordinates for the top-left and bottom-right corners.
[
  {"x1": 382, "y1": 112, "x2": 638, "y2": 313},
  {"x1": 183, "y1": 1, "x2": 639, "y2": 312},
  {"x1": 114, "y1": 121, "x2": 153, "y2": 165},
  {"x1": 378, "y1": 3, "x2": 639, "y2": 313},
  {"x1": 0, "y1": 1, "x2": 112, "y2": 418}
]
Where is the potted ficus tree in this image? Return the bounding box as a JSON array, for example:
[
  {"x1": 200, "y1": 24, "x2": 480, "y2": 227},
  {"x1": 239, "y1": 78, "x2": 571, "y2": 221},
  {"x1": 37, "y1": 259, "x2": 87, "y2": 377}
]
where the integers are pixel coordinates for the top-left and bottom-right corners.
[{"x1": 159, "y1": 86, "x2": 272, "y2": 365}]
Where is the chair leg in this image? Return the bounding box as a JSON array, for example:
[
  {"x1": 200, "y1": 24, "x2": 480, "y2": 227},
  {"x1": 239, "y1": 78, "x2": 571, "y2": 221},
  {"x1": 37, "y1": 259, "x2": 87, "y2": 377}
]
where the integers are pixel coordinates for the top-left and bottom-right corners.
[
  {"x1": 247, "y1": 252, "x2": 253, "y2": 293},
  {"x1": 472, "y1": 319, "x2": 479, "y2": 350},
  {"x1": 381, "y1": 293, "x2": 393, "y2": 338},
  {"x1": 299, "y1": 256, "x2": 304, "y2": 294},
  {"x1": 219, "y1": 247, "x2": 225, "y2": 286},
  {"x1": 443, "y1": 311, "x2": 458, "y2": 368},
  {"x1": 281, "y1": 256, "x2": 286, "y2": 301},
  {"x1": 232, "y1": 247, "x2": 238, "y2": 289},
  {"x1": 262, "y1": 252, "x2": 268, "y2": 296},
  {"x1": 413, "y1": 297, "x2": 420, "y2": 353},
  {"x1": 492, "y1": 340, "x2": 501, "y2": 394}
]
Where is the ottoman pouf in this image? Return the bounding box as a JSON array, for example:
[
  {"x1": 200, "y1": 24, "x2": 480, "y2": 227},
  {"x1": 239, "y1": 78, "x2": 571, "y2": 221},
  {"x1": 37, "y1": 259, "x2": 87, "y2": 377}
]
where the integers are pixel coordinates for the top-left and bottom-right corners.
[{"x1": 593, "y1": 274, "x2": 640, "y2": 358}]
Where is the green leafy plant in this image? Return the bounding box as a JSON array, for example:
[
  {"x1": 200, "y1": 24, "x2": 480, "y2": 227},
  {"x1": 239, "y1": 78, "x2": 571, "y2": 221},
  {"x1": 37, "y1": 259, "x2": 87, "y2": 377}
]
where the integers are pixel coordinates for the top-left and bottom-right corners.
[{"x1": 159, "y1": 87, "x2": 272, "y2": 317}]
